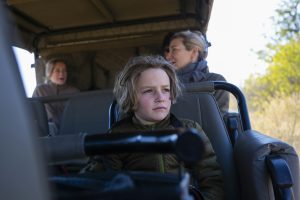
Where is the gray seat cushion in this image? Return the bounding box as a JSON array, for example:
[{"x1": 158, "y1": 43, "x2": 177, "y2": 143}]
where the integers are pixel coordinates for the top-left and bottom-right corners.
[
  {"x1": 171, "y1": 91, "x2": 239, "y2": 200},
  {"x1": 59, "y1": 90, "x2": 113, "y2": 135},
  {"x1": 234, "y1": 130, "x2": 300, "y2": 200}
]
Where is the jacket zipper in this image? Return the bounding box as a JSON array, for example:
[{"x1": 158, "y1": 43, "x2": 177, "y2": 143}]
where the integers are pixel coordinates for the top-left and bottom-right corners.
[
  {"x1": 158, "y1": 154, "x2": 165, "y2": 173},
  {"x1": 151, "y1": 126, "x2": 165, "y2": 173}
]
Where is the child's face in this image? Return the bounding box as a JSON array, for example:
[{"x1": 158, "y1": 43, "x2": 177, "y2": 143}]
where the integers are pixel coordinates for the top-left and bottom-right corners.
[
  {"x1": 50, "y1": 62, "x2": 67, "y2": 85},
  {"x1": 134, "y1": 68, "x2": 172, "y2": 124}
]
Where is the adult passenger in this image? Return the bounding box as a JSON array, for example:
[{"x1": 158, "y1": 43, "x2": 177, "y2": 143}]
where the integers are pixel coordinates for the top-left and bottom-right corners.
[
  {"x1": 164, "y1": 30, "x2": 229, "y2": 116},
  {"x1": 32, "y1": 58, "x2": 79, "y2": 135}
]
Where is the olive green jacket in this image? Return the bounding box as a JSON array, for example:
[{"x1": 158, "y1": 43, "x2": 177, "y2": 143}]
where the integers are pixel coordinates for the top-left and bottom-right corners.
[{"x1": 89, "y1": 114, "x2": 224, "y2": 200}]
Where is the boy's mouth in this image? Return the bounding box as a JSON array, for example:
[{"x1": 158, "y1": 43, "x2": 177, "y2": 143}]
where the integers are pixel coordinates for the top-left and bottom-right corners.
[{"x1": 153, "y1": 106, "x2": 166, "y2": 111}]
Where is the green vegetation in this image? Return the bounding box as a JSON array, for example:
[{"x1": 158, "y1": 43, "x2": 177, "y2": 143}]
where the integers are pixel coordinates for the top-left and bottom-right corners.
[
  {"x1": 244, "y1": 38, "x2": 300, "y2": 111},
  {"x1": 272, "y1": 0, "x2": 300, "y2": 42},
  {"x1": 249, "y1": 94, "x2": 300, "y2": 152},
  {"x1": 243, "y1": 0, "x2": 300, "y2": 153}
]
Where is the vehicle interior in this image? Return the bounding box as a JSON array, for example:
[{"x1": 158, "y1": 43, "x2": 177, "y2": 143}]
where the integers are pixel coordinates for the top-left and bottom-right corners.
[
  {"x1": 7, "y1": 0, "x2": 212, "y2": 90},
  {"x1": 2, "y1": 0, "x2": 300, "y2": 200}
]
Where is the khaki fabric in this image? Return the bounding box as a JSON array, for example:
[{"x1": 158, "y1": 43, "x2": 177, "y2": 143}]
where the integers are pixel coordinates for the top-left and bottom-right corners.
[{"x1": 32, "y1": 82, "x2": 79, "y2": 127}]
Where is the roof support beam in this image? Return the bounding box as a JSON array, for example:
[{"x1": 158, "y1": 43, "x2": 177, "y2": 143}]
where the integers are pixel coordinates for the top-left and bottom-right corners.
[
  {"x1": 90, "y1": 0, "x2": 114, "y2": 22},
  {"x1": 7, "y1": 0, "x2": 41, "y2": 6}
]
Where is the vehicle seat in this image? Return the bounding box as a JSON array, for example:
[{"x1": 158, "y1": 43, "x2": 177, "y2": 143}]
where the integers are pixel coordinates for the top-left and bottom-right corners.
[
  {"x1": 29, "y1": 99, "x2": 49, "y2": 137},
  {"x1": 170, "y1": 83, "x2": 240, "y2": 200},
  {"x1": 59, "y1": 90, "x2": 113, "y2": 135},
  {"x1": 108, "y1": 82, "x2": 239, "y2": 200},
  {"x1": 235, "y1": 130, "x2": 300, "y2": 200}
]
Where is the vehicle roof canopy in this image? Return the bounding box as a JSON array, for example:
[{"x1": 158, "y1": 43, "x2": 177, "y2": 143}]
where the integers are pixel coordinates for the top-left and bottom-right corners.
[
  {"x1": 6, "y1": 0, "x2": 213, "y2": 90},
  {"x1": 7, "y1": 0, "x2": 213, "y2": 56}
]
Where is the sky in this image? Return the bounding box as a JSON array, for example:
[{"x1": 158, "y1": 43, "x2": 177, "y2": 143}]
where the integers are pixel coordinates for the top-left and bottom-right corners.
[
  {"x1": 14, "y1": 47, "x2": 36, "y2": 96},
  {"x1": 206, "y1": 0, "x2": 281, "y2": 87},
  {"x1": 14, "y1": 0, "x2": 281, "y2": 96}
]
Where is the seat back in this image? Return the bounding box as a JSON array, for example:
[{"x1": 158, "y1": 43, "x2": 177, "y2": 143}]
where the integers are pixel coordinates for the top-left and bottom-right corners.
[
  {"x1": 59, "y1": 90, "x2": 113, "y2": 135},
  {"x1": 171, "y1": 83, "x2": 240, "y2": 200},
  {"x1": 235, "y1": 130, "x2": 300, "y2": 200},
  {"x1": 29, "y1": 99, "x2": 49, "y2": 136}
]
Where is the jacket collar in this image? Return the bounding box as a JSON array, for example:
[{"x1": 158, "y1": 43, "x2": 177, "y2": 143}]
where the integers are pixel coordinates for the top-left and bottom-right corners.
[
  {"x1": 48, "y1": 81, "x2": 68, "y2": 90},
  {"x1": 131, "y1": 113, "x2": 182, "y2": 130},
  {"x1": 176, "y1": 60, "x2": 209, "y2": 75},
  {"x1": 132, "y1": 114, "x2": 171, "y2": 130},
  {"x1": 176, "y1": 60, "x2": 209, "y2": 83}
]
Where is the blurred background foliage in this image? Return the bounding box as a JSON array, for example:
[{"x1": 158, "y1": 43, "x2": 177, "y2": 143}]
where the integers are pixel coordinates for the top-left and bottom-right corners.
[{"x1": 242, "y1": 0, "x2": 300, "y2": 153}]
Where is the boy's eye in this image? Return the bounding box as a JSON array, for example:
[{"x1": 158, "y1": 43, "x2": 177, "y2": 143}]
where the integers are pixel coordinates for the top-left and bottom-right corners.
[
  {"x1": 163, "y1": 88, "x2": 170, "y2": 92},
  {"x1": 142, "y1": 89, "x2": 153, "y2": 94}
]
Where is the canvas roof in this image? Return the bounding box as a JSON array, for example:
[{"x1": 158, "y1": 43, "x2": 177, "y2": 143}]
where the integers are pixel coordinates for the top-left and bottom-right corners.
[{"x1": 6, "y1": 0, "x2": 213, "y2": 55}]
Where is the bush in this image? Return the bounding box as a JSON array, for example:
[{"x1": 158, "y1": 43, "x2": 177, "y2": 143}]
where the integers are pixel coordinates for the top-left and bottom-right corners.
[{"x1": 249, "y1": 93, "x2": 300, "y2": 154}]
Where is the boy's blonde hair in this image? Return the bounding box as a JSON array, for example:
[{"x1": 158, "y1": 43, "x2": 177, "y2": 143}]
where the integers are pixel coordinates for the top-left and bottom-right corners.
[{"x1": 114, "y1": 55, "x2": 182, "y2": 113}]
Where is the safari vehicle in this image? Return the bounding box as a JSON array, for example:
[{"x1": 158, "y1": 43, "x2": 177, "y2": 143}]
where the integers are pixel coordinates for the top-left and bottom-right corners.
[{"x1": 1, "y1": 0, "x2": 299, "y2": 200}]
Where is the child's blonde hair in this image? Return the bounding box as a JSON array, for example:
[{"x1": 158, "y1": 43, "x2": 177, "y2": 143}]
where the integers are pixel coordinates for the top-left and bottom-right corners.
[{"x1": 114, "y1": 55, "x2": 182, "y2": 113}]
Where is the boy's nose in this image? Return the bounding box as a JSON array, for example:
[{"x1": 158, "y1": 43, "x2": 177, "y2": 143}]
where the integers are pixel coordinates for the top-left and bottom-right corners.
[{"x1": 155, "y1": 91, "x2": 165, "y2": 102}]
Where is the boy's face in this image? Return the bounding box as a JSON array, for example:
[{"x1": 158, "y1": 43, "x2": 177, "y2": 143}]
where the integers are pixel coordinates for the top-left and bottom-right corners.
[{"x1": 134, "y1": 68, "x2": 172, "y2": 124}]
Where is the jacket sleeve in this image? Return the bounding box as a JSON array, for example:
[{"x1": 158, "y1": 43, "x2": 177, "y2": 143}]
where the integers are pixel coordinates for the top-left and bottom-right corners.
[
  {"x1": 84, "y1": 154, "x2": 123, "y2": 172},
  {"x1": 214, "y1": 89, "x2": 229, "y2": 117},
  {"x1": 82, "y1": 128, "x2": 125, "y2": 172},
  {"x1": 211, "y1": 73, "x2": 229, "y2": 117},
  {"x1": 184, "y1": 120, "x2": 224, "y2": 200},
  {"x1": 32, "y1": 85, "x2": 41, "y2": 97}
]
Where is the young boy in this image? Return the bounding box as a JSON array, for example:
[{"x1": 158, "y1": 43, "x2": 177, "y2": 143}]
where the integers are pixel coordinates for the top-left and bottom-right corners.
[{"x1": 88, "y1": 55, "x2": 224, "y2": 200}]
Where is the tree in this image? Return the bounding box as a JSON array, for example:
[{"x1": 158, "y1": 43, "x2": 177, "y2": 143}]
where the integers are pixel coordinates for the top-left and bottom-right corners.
[
  {"x1": 272, "y1": 0, "x2": 300, "y2": 43},
  {"x1": 244, "y1": 37, "x2": 300, "y2": 111},
  {"x1": 243, "y1": 0, "x2": 300, "y2": 155},
  {"x1": 267, "y1": 38, "x2": 300, "y2": 93},
  {"x1": 257, "y1": 0, "x2": 300, "y2": 63}
]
